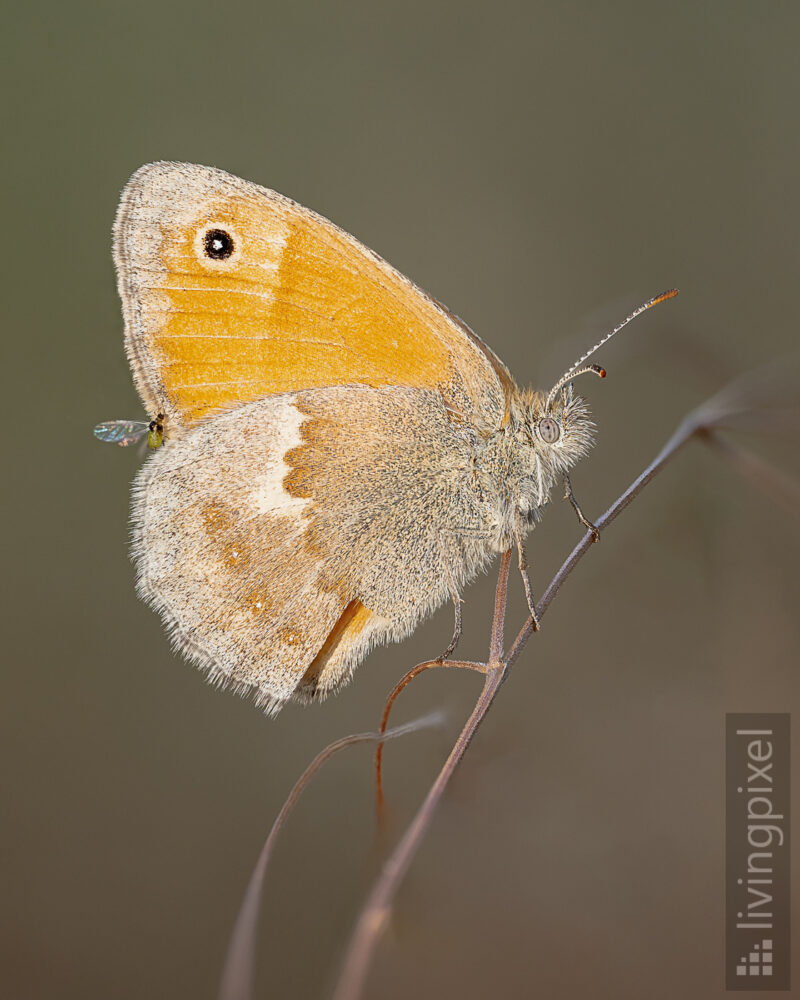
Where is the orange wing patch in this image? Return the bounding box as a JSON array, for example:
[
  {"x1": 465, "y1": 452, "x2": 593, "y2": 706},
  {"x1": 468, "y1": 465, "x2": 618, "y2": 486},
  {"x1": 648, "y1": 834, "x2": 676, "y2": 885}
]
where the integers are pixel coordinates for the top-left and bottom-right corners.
[
  {"x1": 114, "y1": 162, "x2": 512, "y2": 427},
  {"x1": 297, "y1": 599, "x2": 373, "y2": 698}
]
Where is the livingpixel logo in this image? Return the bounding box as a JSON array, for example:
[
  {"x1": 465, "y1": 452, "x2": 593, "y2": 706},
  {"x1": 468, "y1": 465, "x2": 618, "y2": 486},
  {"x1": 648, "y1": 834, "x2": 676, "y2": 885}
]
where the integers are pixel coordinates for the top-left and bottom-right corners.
[{"x1": 726, "y1": 715, "x2": 790, "y2": 991}]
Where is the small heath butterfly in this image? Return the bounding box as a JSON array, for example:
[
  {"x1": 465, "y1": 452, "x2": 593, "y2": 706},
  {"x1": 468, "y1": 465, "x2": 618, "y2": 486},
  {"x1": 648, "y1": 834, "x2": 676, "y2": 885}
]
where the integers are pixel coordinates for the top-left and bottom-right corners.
[{"x1": 98, "y1": 162, "x2": 675, "y2": 714}]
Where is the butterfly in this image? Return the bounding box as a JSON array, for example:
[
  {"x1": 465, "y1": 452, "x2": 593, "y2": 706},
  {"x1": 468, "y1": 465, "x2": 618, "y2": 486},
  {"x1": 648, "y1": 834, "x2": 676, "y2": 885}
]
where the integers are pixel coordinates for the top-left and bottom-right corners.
[{"x1": 103, "y1": 161, "x2": 675, "y2": 714}]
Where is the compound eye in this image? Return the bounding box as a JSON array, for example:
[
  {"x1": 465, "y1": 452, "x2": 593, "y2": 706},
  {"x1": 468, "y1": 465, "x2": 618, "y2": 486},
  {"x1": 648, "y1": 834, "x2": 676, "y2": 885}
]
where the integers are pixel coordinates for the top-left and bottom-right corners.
[{"x1": 538, "y1": 416, "x2": 561, "y2": 444}]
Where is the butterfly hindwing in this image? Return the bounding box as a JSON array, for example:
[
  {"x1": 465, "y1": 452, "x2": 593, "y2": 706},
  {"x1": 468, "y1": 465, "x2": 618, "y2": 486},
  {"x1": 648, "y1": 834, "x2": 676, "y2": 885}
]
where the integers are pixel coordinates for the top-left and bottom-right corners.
[{"x1": 131, "y1": 386, "x2": 495, "y2": 710}]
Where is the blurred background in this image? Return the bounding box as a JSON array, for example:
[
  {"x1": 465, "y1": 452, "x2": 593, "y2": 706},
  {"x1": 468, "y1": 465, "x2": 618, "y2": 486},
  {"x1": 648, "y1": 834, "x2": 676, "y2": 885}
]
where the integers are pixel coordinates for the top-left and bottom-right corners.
[{"x1": 3, "y1": 2, "x2": 798, "y2": 998}]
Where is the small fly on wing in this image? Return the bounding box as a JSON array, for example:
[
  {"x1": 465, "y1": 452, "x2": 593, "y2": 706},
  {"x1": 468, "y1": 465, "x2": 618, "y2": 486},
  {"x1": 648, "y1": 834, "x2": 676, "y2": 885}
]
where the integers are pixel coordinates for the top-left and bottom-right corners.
[{"x1": 93, "y1": 413, "x2": 165, "y2": 449}]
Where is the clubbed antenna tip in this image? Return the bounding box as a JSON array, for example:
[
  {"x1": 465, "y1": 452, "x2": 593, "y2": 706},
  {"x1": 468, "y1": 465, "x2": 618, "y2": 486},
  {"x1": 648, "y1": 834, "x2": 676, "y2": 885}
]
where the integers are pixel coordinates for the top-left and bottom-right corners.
[{"x1": 545, "y1": 289, "x2": 678, "y2": 410}]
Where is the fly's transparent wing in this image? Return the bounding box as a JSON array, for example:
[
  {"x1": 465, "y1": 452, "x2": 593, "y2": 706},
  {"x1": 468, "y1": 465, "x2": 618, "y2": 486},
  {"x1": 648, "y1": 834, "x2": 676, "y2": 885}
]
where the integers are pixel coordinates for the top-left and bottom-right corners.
[{"x1": 93, "y1": 420, "x2": 150, "y2": 446}]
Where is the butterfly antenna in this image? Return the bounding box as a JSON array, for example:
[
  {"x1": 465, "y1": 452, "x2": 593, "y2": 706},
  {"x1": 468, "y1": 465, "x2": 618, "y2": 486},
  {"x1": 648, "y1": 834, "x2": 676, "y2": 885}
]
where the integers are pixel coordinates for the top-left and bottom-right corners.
[{"x1": 545, "y1": 288, "x2": 679, "y2": 411}]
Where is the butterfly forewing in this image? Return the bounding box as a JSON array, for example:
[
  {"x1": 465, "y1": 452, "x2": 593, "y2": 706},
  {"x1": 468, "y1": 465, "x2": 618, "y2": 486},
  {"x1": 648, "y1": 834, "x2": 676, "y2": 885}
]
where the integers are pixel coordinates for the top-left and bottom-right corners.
[{"x1": 113, "y1": 162, "x2": 513, "y2": 429}]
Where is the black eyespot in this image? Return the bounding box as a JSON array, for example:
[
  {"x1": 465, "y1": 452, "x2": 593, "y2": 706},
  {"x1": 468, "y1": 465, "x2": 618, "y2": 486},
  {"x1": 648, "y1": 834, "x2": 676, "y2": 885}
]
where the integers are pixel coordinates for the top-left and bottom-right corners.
[
  {"x1": 538, "y1": 416, "x2": 561, "y2": 444},
  {"x1": 203, "y1": 228, "x2": 235, "y2": 260}
]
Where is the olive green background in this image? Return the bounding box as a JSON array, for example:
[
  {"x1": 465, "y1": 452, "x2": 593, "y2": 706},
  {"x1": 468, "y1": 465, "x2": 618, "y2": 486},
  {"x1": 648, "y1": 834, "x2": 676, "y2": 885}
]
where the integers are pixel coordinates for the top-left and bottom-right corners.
[{"x1": 3, "y1": 2, "x2": 799, "y2": 998}]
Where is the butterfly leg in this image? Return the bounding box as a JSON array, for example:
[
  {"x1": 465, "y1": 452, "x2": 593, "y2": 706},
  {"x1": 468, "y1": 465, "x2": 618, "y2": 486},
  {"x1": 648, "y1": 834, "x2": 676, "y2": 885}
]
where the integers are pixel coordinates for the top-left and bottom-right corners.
[
  {"x1": 438, "y1": 592, "x2": 463, "y2": 663},
  {"x1": 563, "y1": 472, "x2": 600, "y2": 542},
  {"x1": 436, "y1": 535, "x2": 464, "y2": 662},
  {"x1": 514, "y1": 529, "x2": 540, "y2": 632}
]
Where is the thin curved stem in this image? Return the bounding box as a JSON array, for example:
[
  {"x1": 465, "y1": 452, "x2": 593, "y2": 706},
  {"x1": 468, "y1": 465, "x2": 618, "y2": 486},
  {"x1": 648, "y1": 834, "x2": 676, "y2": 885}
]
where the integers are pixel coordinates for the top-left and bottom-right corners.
[
  {"x1": 507, "y1": 413, "x2": 699, "y2": 665},
  {"x1": 375, "y1": 659, "x2": 486, "y2": 812},
  {"x1": 331, "y1": 667, "x2": 505, "y2": 1000},
  {"x1": 218, "y1": 715, "x2": 442, "y2": 1000},
  {"x1": 373, "y1": 550, "x2": 514, "y2": 809},
  {"x1": 331, "y1": 549, "x2": 513, "y2": 1000},
  {"x1": 701, "y1": 429, "x2": 800, "y2": 515},
  {"x1": 489, "y1": 548, "x2": 512, "y2": 663}
]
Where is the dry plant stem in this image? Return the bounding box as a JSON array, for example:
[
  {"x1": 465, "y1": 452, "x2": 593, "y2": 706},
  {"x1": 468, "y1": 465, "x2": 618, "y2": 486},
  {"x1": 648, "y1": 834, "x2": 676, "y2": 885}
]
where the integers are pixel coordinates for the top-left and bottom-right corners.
[
  {"x1": 333, "y1": 672, "x2": 506, "y2": 1000},
  {"x1": 331, "y1": 551, "x2": 512, "y2": 1000},
  {"x1": 218, "y1": 716, "x2": 442, "y2": 1000},
  {"x1": 700, "y1": 429, "x2": 800, "y2": 515},
  {"x1": 508, "y1": 413, "x2": 699, "y2": 664},
  {"x1": 375, "y1": 550, "x2": 513, "y2": 809},
  {"x1": 489, "y1": 547, "x2": 512, "y2": 661},
  {"x1": 375, "y1": 659, "x2": 486, "y2": 810},
  {"x1": 332, "y1": 416, "x2": 709, "y2": 1000}
]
